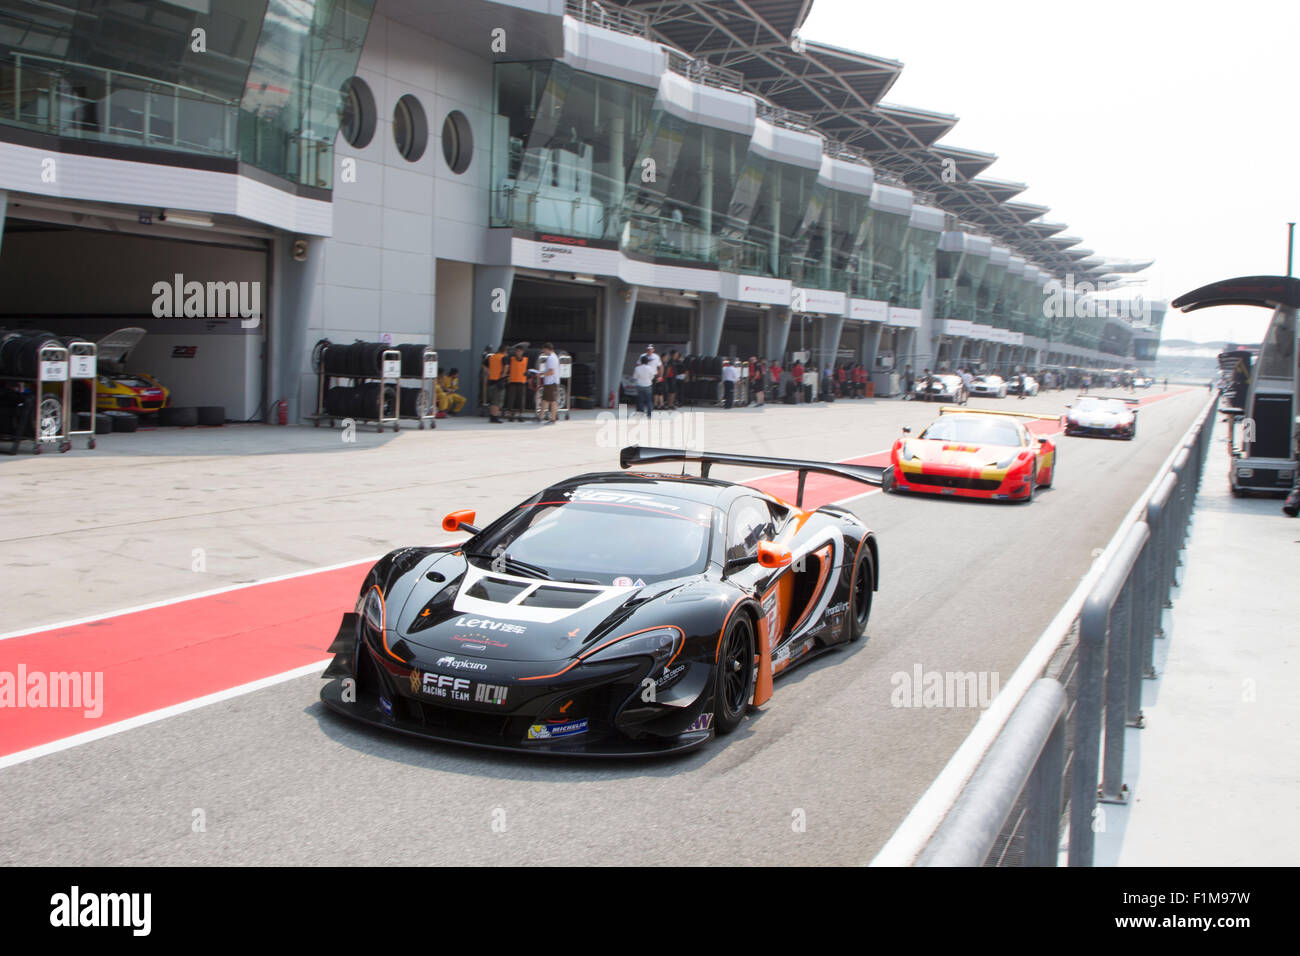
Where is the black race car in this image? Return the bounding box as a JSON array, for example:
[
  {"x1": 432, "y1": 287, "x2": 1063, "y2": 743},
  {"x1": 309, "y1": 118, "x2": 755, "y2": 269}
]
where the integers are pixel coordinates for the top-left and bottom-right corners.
[{"x1": 320, "y1": 447, "x2": 886, "y2": 756}]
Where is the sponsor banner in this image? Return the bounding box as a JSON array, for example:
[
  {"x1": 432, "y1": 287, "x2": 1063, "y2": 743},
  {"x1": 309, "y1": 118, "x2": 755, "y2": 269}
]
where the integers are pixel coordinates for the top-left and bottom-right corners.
[
  {"x1": 511, "y1": 236, "x2": 621, "y2": 277},
  {"x1": 969, "y1": 323, "x2": 995, "y2": 341},
  {"x1": 849, "y1": 298, "x2": 889, "y2": 322},
  {"x1": 936, "y1": 319, "x2": 973, "y2": 337},
  {"x1": 887, "y1": 306, "x2": 922, "y2": 328},
  {"x1": 791, "y1": 287, "x2": 846, "y2": 316},
  {"x1": 721, "y1": 273, "x2": 792, "y2": 305}
]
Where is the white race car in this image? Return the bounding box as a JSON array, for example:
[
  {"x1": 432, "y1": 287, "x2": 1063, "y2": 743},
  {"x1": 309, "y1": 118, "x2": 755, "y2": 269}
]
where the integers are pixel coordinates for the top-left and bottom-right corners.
[{"x1": 1064, "y1": 396, "x2": 1138, "y2": 440}]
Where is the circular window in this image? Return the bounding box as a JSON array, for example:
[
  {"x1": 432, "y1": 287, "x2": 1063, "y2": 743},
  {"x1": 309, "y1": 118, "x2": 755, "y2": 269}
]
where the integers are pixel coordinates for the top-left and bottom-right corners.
[
  {"x1": 338, "y1": 76, "x2": 376, "y2": 148},
  {"x1": 441, "y1": 110, "x2": 473, "y2": 174},
  {"x1": 393, "y1": 94, "x2": 428, "y2": 163}
]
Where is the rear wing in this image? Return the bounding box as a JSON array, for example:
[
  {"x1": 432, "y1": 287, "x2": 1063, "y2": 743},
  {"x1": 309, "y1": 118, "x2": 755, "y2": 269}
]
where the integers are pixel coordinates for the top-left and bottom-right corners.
[
  {"x1": 937, "y1": 406, "x2": 1064, "y2": 422},
  {"x1": 1074, "y1": 395, "x2": 1141, "y2": 405},
  {"x1": 619, "y1": 445, "x2": 889, "y2": 508}
]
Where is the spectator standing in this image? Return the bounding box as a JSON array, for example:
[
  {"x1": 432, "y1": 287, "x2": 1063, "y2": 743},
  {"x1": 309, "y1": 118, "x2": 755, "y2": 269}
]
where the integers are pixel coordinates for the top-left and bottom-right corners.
[
  {"x1": 791, "y1": 359, "x2": 805, "y2": 403},
  {"x1": 767, "y1": 359, "x2": 783, "y2": 403},
  {"x1": 721, "y1": 359, "x2": 739, "y2": 408},
  {"x1": 664, "y1": 350, "x2": 683, "y2": 410},
  {"x1": 506, "y1": 344, "x2": 529, "y2": 421},
  {"x1": 482, "y1": 344, "x2": 507, "y2": 423},
  {"x1": 750, "y1": 356, "x2": 766, "y2": 405},
  {"x1": 536, "y1": 342, "x2": 561, "y2": 424},
  {"x1": 632, "y1": 354, "x2": 656, "y2": 417},
  {"x1": 903, "y1": 364, "x2": 915, "y2": 400},
  {"x1": 639, "y1": 344, "x2": 663, "y2": 408}
]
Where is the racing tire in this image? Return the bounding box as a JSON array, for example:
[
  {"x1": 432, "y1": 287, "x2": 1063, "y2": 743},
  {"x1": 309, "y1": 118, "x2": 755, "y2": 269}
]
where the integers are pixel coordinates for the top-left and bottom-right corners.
[
  {"x1": 104, "y1": 411, "x2": 139, "y2": 432},
  {"x1": 714, "y1": 614, "x2": 755, "y2": 734},
  {"x1": 1019, "y1": 474, "x2": 1035, "y2": 503},
  {"x1": 849, "y1": 547, "x2": 874, "y2": 642},
  {"x1": 159, "y1": 406, "x2": 198, "y2": 427},
  {"x1": 197, "y1": 406, "x2": 225, "y2": 426}
]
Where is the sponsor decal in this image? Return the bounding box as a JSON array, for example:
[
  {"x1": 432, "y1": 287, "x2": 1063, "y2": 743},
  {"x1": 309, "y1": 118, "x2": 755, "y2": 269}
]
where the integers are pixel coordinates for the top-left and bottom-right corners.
[
  {"x1": 420, "y1": 671, "x2": 471, "y2": 702},
  {"x1": 474, "y1": 682, "x2": 509, "y2": 706},
  {"x1": 612, "y1": 576, "x2": 634, "y2": 587},
  {"x1": 453, "y1": 616, "x2": 526, "y2": 634},
  {"x1": 656, "y1": 663, "x2": 686, "y2": 689},
  {"x1": 527, "y1": 718, "x2": 588, "y2": 739},
  {"x1": 565, "y1": 488, "x2": 680, "y2": 510},
  {"x1": 379, "y1": 696, "x2": 392, "y2": 716},
  {"x1": 436, "y1": 655, "x2": 488, "y2": 672},
  {"x1": 633, "y1": 578, "x2": 646, "y2": 587},
  {"x1": 451, "y1": 634, "x2": 505, "y2": 649},
  {"x1": 825, "y1": 601, "x2": 849, "y2": 617},
  {"x1": 686, "y1": 712, "x2": 713, "y2": 732}
]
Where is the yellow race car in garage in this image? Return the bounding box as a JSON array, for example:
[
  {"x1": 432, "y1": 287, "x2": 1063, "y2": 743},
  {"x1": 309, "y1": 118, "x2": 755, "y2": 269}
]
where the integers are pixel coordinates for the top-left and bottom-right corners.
[{"x1": 93, "y1": 328, "x2": 170, "y2": 414}]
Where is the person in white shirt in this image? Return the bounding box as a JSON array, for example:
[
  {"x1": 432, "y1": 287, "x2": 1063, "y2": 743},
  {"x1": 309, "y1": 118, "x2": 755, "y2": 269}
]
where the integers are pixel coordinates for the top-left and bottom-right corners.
[
  {"x1": 632, "y1": 354, "x2": 656, "y2": 417},
  {"x1": 639, "y1": 344, "x2": 664, "y2": 408},
  {"x1": 721, "y1": 359, "x2": 740, "y2": 408},
  {"x1": 536, "y1": 342, "x2": 561, "y2": 424}
]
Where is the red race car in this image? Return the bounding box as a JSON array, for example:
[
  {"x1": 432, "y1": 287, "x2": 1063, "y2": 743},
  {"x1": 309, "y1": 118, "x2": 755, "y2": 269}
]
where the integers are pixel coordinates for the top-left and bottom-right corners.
[{"x1": 884, "y1": 406, "x2": 1061, "y2": 502}]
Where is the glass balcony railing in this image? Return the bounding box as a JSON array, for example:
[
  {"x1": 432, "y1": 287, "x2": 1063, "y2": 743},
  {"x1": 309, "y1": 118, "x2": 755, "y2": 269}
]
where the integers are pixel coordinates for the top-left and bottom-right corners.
[{"x1": 1, "y1": 52, "x2": 239, "y2": 159}]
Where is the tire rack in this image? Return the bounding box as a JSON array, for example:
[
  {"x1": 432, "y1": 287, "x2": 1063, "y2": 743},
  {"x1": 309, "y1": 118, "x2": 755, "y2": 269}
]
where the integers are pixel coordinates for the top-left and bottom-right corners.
[
  {"x1": 1, "y1": 343, "x2": 72, "y2": 454},
  {"x1": 311, "y1": 348, "x2": 403, "y2": 433},
  {"x1": 66, "y1": 341, "x2": 98, "y2": 450},
  {"x1": 403, "y1": 347, "x2": 438, "y2": 430}
]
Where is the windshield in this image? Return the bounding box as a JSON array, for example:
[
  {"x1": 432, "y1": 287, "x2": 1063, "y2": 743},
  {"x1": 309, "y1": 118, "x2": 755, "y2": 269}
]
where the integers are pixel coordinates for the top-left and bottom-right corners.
[
  {"x1": 1076, "y1": 398, "x2": 1123, "y2": 413},
  {"x1": 469, "y1": 488, "x2": 716, "y2": 585},
  {"x1": 921, "y1": 416, "x2": 1022, "y2": 446}
]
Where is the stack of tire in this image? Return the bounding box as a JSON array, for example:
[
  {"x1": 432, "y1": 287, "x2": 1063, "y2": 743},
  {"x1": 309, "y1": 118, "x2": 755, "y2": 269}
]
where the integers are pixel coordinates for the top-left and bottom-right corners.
[
  {"x1": 1, "y1": 330, "x2": 67, "y2": 441},
  {"x1": 324, "y1": 382, "x2": 397, "y2": 419},
  {"x1": 159, "y1": 406, "x2": 225, "y2": 427}
]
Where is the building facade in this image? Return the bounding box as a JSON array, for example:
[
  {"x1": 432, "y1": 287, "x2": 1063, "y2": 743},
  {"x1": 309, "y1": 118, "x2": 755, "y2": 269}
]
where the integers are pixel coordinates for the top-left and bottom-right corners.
[{"x1": 0, "y1": 0, "x2": 1162, "y2": 421}]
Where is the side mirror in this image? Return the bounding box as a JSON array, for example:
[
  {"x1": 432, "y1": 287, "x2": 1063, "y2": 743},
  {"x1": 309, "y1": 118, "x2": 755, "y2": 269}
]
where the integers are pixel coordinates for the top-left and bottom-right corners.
[
  {"x1": 442, "y1": 509, "x2": 479, "y2": 534},
  {"x1": 756, "y1": 540, "x2": 792, "y2": 569},
  {"x1": 902, "y1": 425, "x2": 911, "y2": 434}
]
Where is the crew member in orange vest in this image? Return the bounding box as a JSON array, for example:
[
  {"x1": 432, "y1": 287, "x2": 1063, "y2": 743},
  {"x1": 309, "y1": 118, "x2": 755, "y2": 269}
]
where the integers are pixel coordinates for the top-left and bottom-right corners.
[
  {"x1": 482, "y1": 344, "x2": 507, "y2": 423},
  {"x1": 506, "y1": 344, "x2": 529, "y2": 421}
]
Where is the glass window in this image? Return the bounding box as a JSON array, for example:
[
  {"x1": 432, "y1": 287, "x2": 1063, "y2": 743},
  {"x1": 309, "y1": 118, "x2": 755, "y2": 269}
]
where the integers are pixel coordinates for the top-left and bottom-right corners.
[
  {"x1": 921, "y1": 417, "x2": 1023, "y2": 446},
  {"x1": 393, "y1": 93, "x2": 427, "y2": 162},
  {"x1": 725, "y1": 497, "x2": 776, "y2": 564},
  {"x1": 470, "y1": 490, "x2": 717, "y2": 585},
  {"x1": 339, "y1": 76, "x2": 376, "y2": 148},
  {"x1": 441, "y1": 109, "x2": 473, "y2": 173},
  {"x1": 491, "y1": 61, "x2": 655, "y2": 240}
]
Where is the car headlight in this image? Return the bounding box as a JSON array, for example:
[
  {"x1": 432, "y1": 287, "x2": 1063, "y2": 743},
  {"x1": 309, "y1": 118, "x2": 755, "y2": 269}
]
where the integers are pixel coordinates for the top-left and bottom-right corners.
[
  {"x1": 359, "y1": 585, "x2": 385, "y2": 632},
  {"x1": 583, "y1": 626, "x2": 682, "y2": 669}
]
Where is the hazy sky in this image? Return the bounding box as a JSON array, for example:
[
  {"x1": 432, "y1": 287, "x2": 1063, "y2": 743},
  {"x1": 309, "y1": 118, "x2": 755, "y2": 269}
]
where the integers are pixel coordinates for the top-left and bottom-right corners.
[{"x1": 801, "y1": 0, "x2": 1300, "y2": 344}]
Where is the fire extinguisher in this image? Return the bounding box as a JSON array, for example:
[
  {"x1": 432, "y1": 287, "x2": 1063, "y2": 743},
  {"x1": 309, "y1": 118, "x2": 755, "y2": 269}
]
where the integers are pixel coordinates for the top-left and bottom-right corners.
[
  {"x1": 276, "y1": 398, "x2": 288, "y2": 425},
  {"x1": 608, "y1": 390, "x2": 615, "y2": 408}
]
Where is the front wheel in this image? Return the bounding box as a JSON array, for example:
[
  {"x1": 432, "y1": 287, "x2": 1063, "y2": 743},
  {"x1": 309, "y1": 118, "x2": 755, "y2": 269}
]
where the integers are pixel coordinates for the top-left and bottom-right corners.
[
  {"x1": 849, "y1": 547, "x2": 874, "y2": 642},
  {"x1": 714, "y1": 614, "x2": 755, "y2": 734}
]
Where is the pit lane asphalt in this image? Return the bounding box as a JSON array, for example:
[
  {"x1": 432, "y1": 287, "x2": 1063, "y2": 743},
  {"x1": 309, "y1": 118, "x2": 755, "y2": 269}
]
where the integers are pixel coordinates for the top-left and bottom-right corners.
[{"x1": 0, "y1": 388, "x2": 1205, "y2": 865}]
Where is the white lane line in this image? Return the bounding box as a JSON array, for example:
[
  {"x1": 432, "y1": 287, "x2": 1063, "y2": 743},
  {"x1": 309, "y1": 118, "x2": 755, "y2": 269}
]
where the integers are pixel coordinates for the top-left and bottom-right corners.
[{"x1": 0, "y1": 659, "x2": 331, "y2": 771}]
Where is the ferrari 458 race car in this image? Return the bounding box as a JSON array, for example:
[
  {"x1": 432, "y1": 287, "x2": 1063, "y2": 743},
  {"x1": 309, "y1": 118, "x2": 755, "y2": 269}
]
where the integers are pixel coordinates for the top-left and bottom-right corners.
[
  {"x1": 320, "y1": 447, "x2": 887, "y2": 756},
  {"x1": 885, "y1": 406, "x2": 1060, "y2": 502},
  {"x1": 1063, "y1": 396, "x2": 1138, "y2": 440}
]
